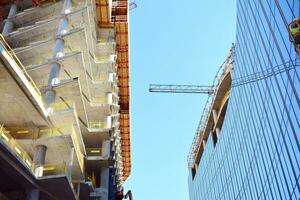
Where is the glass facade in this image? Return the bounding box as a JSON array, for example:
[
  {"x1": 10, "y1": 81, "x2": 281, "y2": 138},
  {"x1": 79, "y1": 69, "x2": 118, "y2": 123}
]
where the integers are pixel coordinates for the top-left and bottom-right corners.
[{"x1": 188, "y1": 0, "x2": 300, "y2": 199}]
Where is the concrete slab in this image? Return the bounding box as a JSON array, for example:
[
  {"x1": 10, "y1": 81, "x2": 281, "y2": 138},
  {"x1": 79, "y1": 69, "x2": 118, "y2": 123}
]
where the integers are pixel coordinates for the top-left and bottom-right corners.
[
  {"x1": 7, "y1": 6, "x2": 89, "y2": 49},
  {"x1": 79, "y1": 182, "x2": 94, "y2": 200},
  {"x1": 85, "y1": 158, "x2": 112, "y2": 170},
  {"x1": 11, "y1": 2, "x2": 63, "y2": 29},
  {"x1": 38, "y1": 175, "x2": 78, "y2": 200},
  {"x1": 79, "y1": 122, "x2": 110, "y2": 148},
  {"x1": 18, "y1": 133, "x2": 84, "y2": 181},
  {"x1": 0, "y1": 54, "x2": 48, "y2": 126},
  {"x1": 52, "y1": 78, "x2": 88, "y2": 125}
]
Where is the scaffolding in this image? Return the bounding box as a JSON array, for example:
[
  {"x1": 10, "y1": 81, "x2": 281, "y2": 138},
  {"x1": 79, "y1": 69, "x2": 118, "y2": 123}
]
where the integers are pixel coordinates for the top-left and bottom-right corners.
[{"x1": 187, "y1": 47, "x2": 234, "y2": 168}]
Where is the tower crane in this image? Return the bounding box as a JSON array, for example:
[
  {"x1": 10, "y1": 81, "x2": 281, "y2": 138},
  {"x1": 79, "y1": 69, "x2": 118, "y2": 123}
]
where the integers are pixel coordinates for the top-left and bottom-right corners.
[{"x1": 149, "y1": 60, "x2": 297, "y2": 94}]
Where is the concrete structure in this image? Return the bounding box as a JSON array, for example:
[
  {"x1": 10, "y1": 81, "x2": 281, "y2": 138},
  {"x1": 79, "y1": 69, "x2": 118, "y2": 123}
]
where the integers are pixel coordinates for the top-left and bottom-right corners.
[
  {"x1": 0, "y1": 0, "x2": 131, "y2": 199},
  {"x1": 188, "y1": 1, "x2": 300, "y2": 199}
]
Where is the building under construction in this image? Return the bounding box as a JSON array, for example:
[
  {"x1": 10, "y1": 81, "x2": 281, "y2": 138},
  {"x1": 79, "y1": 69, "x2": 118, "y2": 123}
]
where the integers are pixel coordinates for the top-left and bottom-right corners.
[{"x1": 0, "y1": 0, "x2": 131, "y2": 199}]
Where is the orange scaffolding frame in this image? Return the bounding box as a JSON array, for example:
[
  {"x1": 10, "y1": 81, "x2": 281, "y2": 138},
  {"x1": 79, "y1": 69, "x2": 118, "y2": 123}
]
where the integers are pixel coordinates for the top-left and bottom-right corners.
[{"x1": 96, "y1": 0, "x2": 131, "y2": 182}]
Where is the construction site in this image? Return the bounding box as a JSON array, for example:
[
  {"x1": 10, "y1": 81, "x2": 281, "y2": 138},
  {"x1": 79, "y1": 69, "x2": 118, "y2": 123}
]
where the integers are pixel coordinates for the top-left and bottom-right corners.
[
  {"x1": 0, "y1": 0, "x2": 299, "y2": 199},
  {"x1": 0, "y1": 0, "x2": 131, "y2": 199}
]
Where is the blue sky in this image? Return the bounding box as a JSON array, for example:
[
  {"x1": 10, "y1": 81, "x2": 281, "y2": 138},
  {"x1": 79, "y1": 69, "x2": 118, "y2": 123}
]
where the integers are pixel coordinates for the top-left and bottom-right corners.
[{"x1": 124, "y1": 1, "x2": 236, "y2": 199}]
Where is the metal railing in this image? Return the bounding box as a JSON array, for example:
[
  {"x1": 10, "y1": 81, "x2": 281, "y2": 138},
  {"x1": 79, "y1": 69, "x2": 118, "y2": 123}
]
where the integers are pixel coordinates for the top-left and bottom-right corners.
[
  {"x1": 88, "y1": 121, "x2": 108, "y2": 129},
  {"x1": 92, "y1": 97, "x2": 108, "y2": 104},
  {"x1": 97, "y1": 37, "x2": 115, "y2": 43},
  {"x1": 39, "y1": 125, "x2": 84, "y2": 173},
  {"x1": 94, "y1": 55, "x2": 115, "y2": 62},
  {"x1": 86, "y1": 148, "x2": 102, "y2": 156},
  {"x1": 0, "y1": 123, "x2": 85, "y2": 177},
  {"x1": 0, "y1": 34, "x2": 41, "y2": 97},
  {"x1": 94, "y1": 75, "x2": 108, "y2": 81},
  {"x1": 0, "y1": 125, "x2": 34, "y2": 170},
  {"x1": 187, "y1": 46, "x2": 234, "y2": 168},
  {"x1": 0, "y1": 34, "x2": 48, "y2": 117},
  {"x1": 70, "y1": 125, "x2": 84, "y2": 172},
  {"x1": 42, "y1": 163, "x2": 69, "y2": 176}
]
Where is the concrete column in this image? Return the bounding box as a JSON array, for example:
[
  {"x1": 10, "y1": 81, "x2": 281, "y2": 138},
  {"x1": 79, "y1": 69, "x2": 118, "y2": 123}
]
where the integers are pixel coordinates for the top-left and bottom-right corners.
[
  {"x1": 67, "y1": 147, "x2": 75, "y2": 182},
  {"x1": 62, "y1": 0, "x2": 72, "y2": 14},
  {"x1": 57, "y1": 17, "x2": 69, "y2": 36},
  {"x1": 44, "y1": 0, "x2": 72, "y2": 107},
  {"x1": 33, "y1": 145, "x2": 47, "y2": 177},
  {"x1": 26, "y1": 189, "x2": 39, "y2": 200},
  {"x1": 28, "y1": 146, "x2": 47, "y2": 200},
  {"x1": 100, "y1": 140, "x2": 110, "y2": 200},
  {"x1": 100, "y1": 167, "x2": 110, "y2": 200},
  {"x1": 2, "y1": 3, "x2": 18, "y2": 36},
  {"x1": 101, "y1": 140, "x2": 111, "y2": 158},
  {"x1": 44, "y1": 89, "x2": 56, "y2": 108},
  {"x1": 212, "y1": 109, "x2": 218, "y2": 124},
  {"x1": 77, "y1": 183, "x2": 81, "y2": 198}
]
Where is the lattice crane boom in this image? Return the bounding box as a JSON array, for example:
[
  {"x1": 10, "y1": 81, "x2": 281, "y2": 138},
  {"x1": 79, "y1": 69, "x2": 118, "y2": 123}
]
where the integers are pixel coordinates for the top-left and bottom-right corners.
[
  {"x1": 149, "y1": 59, "x2": 297, "y2": 94},
  {"x1": 149, "y1": 84, "x2": 214, "y2": 94}
]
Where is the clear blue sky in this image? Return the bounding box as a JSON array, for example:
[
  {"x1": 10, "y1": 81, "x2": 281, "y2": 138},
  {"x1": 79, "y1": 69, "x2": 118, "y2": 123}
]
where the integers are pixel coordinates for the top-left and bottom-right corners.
[{"x1": 124, "y1": 1, "x2": 236, "y2": 199}]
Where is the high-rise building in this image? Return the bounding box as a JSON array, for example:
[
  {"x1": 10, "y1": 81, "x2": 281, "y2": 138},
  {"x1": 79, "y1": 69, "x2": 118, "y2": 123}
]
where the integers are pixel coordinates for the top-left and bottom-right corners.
[
  {"x1": 0, "y1": 0, "x2": 131, "y2": 199},
  {"x1": 188, "y1": 1, "x2": 300, "y2": 199}
]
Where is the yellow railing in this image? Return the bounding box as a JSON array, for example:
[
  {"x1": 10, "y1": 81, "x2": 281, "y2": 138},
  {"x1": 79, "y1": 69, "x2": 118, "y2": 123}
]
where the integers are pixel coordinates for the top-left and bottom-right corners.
[
  {"x1": 39, "y1": 127, "x2": 60, "y2": 135},
  {"x1": 38, "y1": 125, "x2": 84, "y2": 174},
  {"x1": 86, "y1": 148, "x2": 102, "y2": 156},
  {"x1": 97, "y1": 38, "x2": 108, "y2": 43},
  {"x1": 0, "y1": 124, "x2": 85, "y2": 177},
  {"x1": 97, "y1": 37, "x2": 115, "y2": 43},
  {"x1": 70, "y1": 126, "x2": 84, "y2": 172},
  {"x1": 39, "y1": 125, "x2": 71, "y2": 138},
  {"x1": 0, "y1": 34, "x2": 41, "y2": 97},
  {"x1": 92, "y1": 97, "x2": 107, "y2": 104},
  {"x1": 39, "y1": 125, "x2": 84, "y2": 174},
  {"x1": 88, "y1": 121, "x2": 107, "y2": 129},
  {"x1": 0, "y1": 125, "x2": 34, "y2": 170},
  {"x1": 94, "y1": 55, "x2": 112, "y2": 62},
  {"x1": 42, "y1": 163, "x2": 69, "y2": 176},
  {"x1": 94, "y1": 76, "x2": 107, "y2": 81}
]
